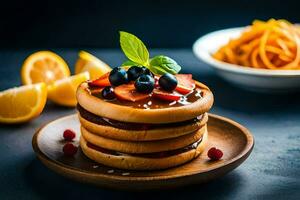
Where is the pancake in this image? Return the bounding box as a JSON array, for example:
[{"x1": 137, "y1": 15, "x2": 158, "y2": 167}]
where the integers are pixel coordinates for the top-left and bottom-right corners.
[
  {"x1": 81, "y1": 125, "x2": 206, "y2": 154},
  {"x1": 78, "y1": 111, "x2": 208, "y2": 141},
  {"x1": 76, "y1": 81, "x2": 214, "y2": 124},
  {"x1": 80, "y1": 130, "x2": 208, "y2": 170}
]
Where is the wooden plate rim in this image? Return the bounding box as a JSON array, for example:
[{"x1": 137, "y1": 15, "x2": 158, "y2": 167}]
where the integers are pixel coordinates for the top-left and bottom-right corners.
[{"x1": 32, "y1": 113, "x2": 254, "y2": 182}]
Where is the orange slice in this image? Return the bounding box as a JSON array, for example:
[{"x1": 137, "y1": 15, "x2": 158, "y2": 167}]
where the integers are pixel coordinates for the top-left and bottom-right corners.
[
  {"x1": 75, "y1": 51, "x2": 111, "y2": 80},
  {"x1": 47, "y1": 72, "x2": 90, "y2": 107},
  {"x1": 0, "y1": 83, "x2": 47, "y2": 124},
  {"x1": 21, "y1": 51, "x2": 70, "y2": 85}
]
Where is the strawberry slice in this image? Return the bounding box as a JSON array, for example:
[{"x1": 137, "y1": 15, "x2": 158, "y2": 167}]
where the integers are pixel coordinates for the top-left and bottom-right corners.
[
  {"x1": 88, "y1": 72, "x2": 111, "y2": 87},
  {"x1": 114, "y1": 83, "x2": 150, "y2": 102},
  {"x1": 175, "y1": 74, "x2": 195, "y2": 95},
  {"x1": 152, "y1": 89, "x2": 182, "y2": 101},
  {"x1": 176, "y1": 85, "x2": 193, "y2": 95}
]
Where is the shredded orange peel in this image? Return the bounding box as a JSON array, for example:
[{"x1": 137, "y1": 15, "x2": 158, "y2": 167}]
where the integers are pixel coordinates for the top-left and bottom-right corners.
[{"x1": 213, "y1": 19, "x2": 300, "y2": 70}]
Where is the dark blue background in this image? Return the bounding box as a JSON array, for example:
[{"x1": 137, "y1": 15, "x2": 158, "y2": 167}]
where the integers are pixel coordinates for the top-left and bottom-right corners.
[
  {"x1": 1, "y1": 0, "x2": 300, "y2": 48},
  {"x1": 0, "y1": 1, "x2": 300, "y2": 199}
]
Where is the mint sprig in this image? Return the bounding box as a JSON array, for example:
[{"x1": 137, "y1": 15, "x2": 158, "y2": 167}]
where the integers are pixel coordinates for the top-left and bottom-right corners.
[{"x1": 119, "y1": 31, "x2": 181, "y2": 75}]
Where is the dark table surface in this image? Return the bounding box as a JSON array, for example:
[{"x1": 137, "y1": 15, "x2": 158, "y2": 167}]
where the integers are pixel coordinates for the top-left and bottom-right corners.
[{"x1": 0, "y1": 49, "x2": 299, "y2": 200}]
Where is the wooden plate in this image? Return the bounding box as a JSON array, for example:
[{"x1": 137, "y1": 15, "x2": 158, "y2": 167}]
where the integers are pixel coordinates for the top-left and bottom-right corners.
[{"x1": 32, "y1": 114, "x2": 254, "y2": 190}]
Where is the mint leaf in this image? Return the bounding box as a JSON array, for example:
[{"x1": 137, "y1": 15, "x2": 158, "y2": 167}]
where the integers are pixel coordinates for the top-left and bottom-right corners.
[
  {"x1": 120, "y1": 31, "x2": 149, "y2": 66},
  {"x1": 148, "y1": 65, "x2": 170, "y2": 75},
  {"x1": 149, "y1": 55, "x2": 181, "y2": 75},
  {"x1": 121, "y1": 60, "x2": 140, "y2": 66}
]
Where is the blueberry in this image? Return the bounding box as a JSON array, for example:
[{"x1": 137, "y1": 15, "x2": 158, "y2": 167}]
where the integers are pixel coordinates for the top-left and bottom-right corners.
[
  {"x1": 159, "y1": 73, "x2": 178, "y2": 91},
  {"x1": 141, "y1": 66, "x2": 154, "y2": 77},
  {"x1": 134, "y1": 74, "x2": 155, "y2": 93},
  {"x1": 109, "y1": 67, "x2": 128, "y2": 86},
  {"x1": 127, "y1": 66, "x2": 153, "y2": 81},
  {"x1": 101, "y1": 86, "x2": 116, "y2": 100},
  {"x1": 127, "y1": 66, "x2": 144, "y2": 81}
]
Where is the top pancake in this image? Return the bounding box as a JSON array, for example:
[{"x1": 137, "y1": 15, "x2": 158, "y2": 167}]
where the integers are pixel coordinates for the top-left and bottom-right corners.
[{"x1": 76, "y1": 81, "x2": 214, "y2": 124}]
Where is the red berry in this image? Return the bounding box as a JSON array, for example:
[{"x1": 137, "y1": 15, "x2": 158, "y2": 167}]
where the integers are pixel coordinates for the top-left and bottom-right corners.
[
  {"x1": 63, "y1": 129, "x2": 76, "y2": 141},
  {"x1": 207, "y1": 147, "x2": 223, "y2": 161},
  {"x1": 63, "y1": 143, "x2": 78, "y2": 156}
]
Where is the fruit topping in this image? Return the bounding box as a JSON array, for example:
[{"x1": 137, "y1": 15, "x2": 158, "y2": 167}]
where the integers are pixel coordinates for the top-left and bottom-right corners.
[
  {"x1": 63, "y1": 143, "x2": 78, "y2": 156},
  {"x1": 88, "y1": 72, "x2": 110, "y2": 87},
  {"x1": 101, "y1": 86, "x2": 116, "y2": 100},
  {"x1": 159, "y1": 73, "x2": 178, "y2": 91},
  {"x1": 75, "y1": 50, "x2": 111, "y2": 80},
  {"x1": 207, "y1": 147, "x2": 223, "y2": 161},
  {"x1": 21, "y1": 51, "x2": 70, "y2": 85},
  {"x1": 109, "y1": 67, "x2": 129, "y2": 86},
  {"x1": 134, "y1": 74, "x2": 155, "y2": 93},
  {"x1": 152, "y1": 89, "x2": 181, "y2": 101},
  {"x1": 0, "y1": 83, "x2": 47, "y2": 124},
  {"x1": 175, "y1": 74, "x2": 195, "y2": 94},
  {"x1": 127, "y1": 66, "x2": 153, "y2": 81},
  {"x1": 48, "y1": 72, "x2": 90, "y2": 107},
  {"x1": 114, "y1": 83, "x2": 150, "y2": 102},
  {"x1": 176, "y1": 85, "x2": 193, "y2": 95},
  {"x1": 63, "y1": 129, "x2": 76, "y2": 141}
]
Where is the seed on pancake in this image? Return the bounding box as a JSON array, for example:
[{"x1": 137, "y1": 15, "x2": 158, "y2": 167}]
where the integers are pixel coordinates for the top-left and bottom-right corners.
[
  {"x1": 63, "y1": 129, "x2": 76, "y2": 141},
  {"x1": 207, "y1": 147, "x2": 223, "y2": 161},
  {"x1": 63, "y1": 143, "x2": 78, "y2": 156},
  {"x1": 101, "y1": 86, "x2": 116, "y2": 100},
  {"x1": 169, "y1": 101, "x2": 177, "y2": 106}
]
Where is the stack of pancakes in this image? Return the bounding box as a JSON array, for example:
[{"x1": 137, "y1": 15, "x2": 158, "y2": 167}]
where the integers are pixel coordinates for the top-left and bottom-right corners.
[{"x1": 77, "y1": 82, "x2": 214, "y2": 170}]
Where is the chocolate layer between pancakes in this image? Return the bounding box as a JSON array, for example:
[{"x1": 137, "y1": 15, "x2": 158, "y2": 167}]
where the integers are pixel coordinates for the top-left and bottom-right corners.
[
  {"x1": 86, "y1": 137, "x2": 203, "y2": 158},
  {"x1": 77, "y1": 104, "x2": 204, "y2": 130}
]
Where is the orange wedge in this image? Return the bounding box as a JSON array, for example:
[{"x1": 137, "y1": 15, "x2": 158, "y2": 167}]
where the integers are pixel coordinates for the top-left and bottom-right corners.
[
  {"x1": 0, "y1": 83, "x2": 47, "y2": 124},
  {"x1": 21, "y1": 51, "x2": 70, "y2": 85},
  {"x1": 47, "y1": 72, "x2": 90, "y2": 107},
  {"x1": 75, "y1": 51, "x2": 111, "y2": 80}
]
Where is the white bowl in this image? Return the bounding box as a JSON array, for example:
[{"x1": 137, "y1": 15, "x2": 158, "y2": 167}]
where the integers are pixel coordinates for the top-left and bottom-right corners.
[{"x1": 193, "y1": 27, "x2": 300, "y2": 92}]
